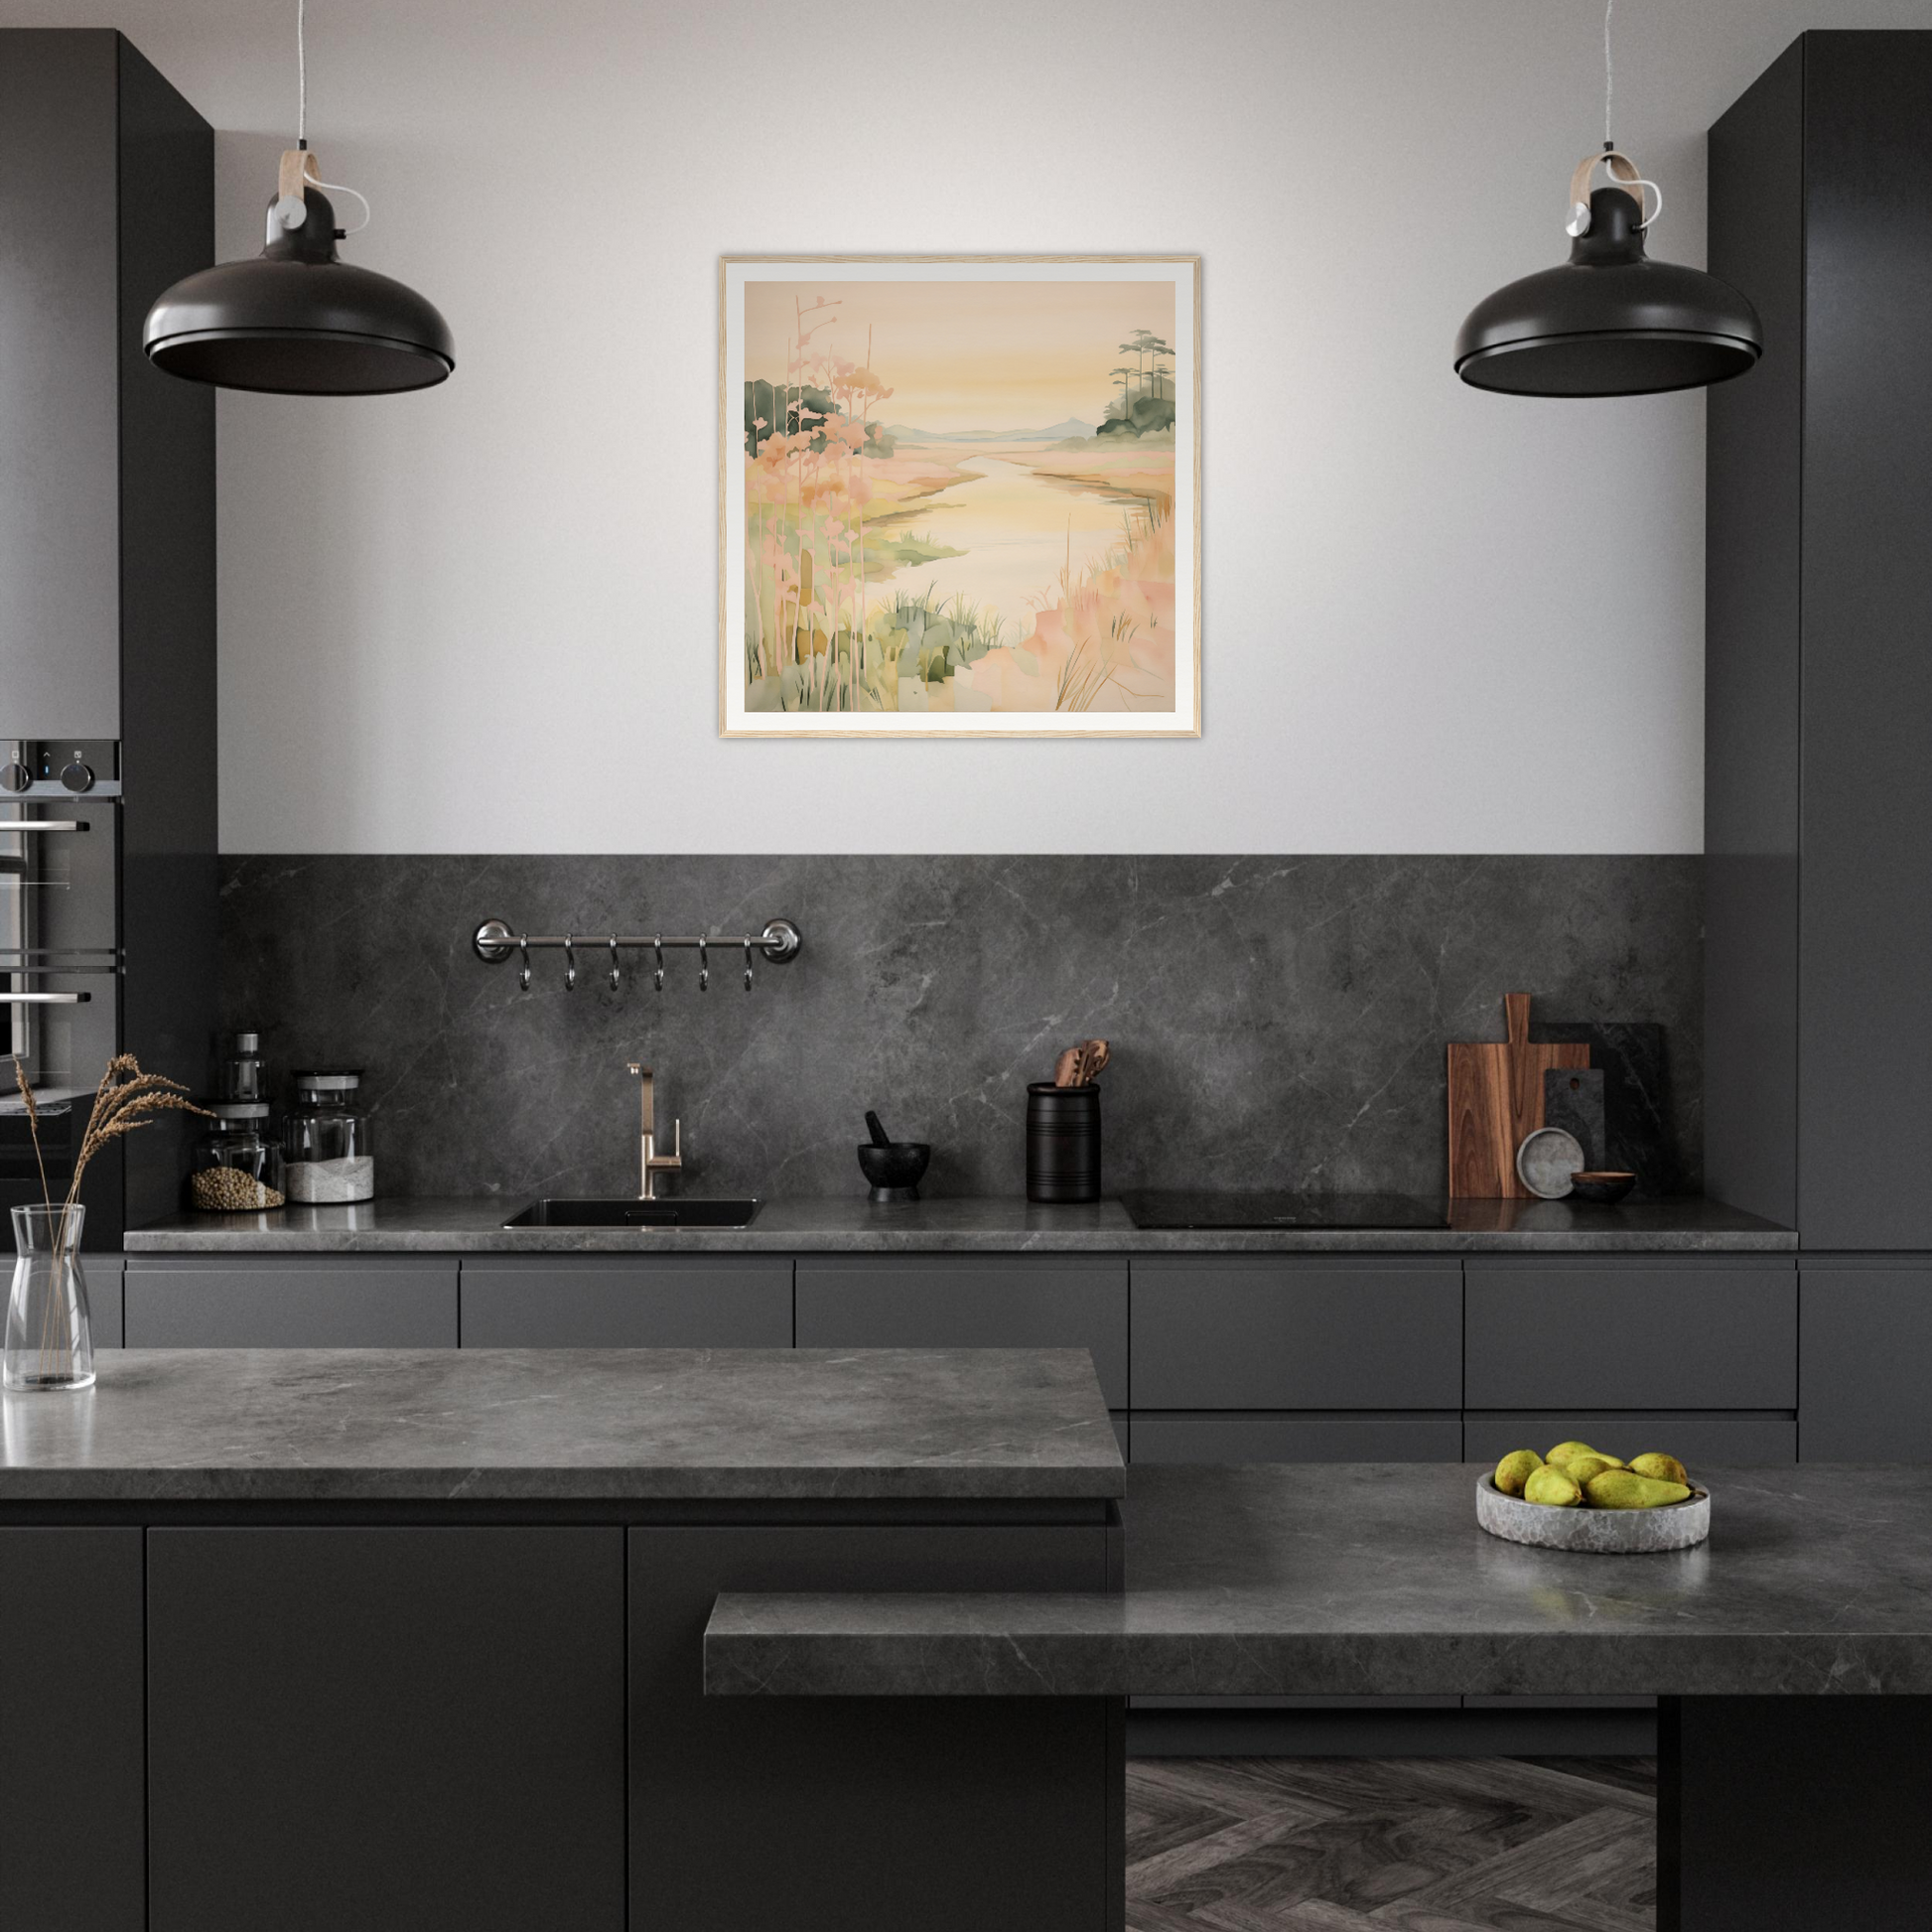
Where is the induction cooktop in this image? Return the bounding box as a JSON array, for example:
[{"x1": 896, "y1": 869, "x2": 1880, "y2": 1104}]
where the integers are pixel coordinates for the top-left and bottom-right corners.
[{"x1": 1118, "y1": 1191, "x2": 1450, "y2": 1230}]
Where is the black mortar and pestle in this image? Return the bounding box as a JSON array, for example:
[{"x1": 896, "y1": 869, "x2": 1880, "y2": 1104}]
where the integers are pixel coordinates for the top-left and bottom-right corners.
[{"x1": 858, "y1": 1110, "x2": 930, "y2": 1203}]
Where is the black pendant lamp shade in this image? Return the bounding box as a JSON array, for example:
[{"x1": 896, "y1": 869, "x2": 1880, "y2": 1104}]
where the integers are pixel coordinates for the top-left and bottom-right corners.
[
  {"x1": 1455, "y1": 158, "x2": 1760, "y2": 398},
  {"x1": 144, "y1": 156, "x2": 454, "y2": 395}
]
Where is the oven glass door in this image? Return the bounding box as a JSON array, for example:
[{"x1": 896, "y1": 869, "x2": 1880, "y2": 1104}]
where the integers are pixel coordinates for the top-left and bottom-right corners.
[{"x1": 1, "y1": 801, "x2": 120, "y2": 1220}]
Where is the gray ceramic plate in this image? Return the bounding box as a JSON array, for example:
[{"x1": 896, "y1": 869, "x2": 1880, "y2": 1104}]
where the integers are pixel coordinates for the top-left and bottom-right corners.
[
  {"x1": 1476, "y1": 1474, "x2": 1711, "y2": 1553},
  {"x1": 1516, "y1": 1126, "x2": 1586, "y2": 1198}
]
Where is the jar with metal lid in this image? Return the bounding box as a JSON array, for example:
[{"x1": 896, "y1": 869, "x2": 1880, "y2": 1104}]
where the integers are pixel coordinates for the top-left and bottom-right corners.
[
  {"x1": 283, "y1": 1069, "x2": 375, "y2": 1203},
  {"x1": 188, "y1": 1103, "x2": 287, "y2": 1212}
]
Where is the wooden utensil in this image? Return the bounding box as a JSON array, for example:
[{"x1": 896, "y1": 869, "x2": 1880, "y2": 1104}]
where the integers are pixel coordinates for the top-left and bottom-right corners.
[
  {"x1": 1448, "y1": 993, "x2": 1589, "y2": 1198},
  {"x1": 1053, "y1": 1047, "x2": 1081, "y2": 1087}
]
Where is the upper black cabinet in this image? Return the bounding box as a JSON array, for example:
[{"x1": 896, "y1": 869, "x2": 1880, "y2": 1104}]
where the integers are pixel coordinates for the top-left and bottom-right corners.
[
  {"x1": 0, "y1": 30, "x2": 211, "y2": 739},
  {"x1": 1707, "y1": 32, "x2": 1932, "y2": 1250}
]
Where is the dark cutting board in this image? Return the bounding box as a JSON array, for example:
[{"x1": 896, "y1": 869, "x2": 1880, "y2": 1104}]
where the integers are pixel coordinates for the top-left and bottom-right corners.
[
  {"x1": 1531, "y1": 1021, "x2": 1682, "y2": 1197},
  {"x1": 1448, "y1": 994, "x2": 1590, "y2": 1198}
]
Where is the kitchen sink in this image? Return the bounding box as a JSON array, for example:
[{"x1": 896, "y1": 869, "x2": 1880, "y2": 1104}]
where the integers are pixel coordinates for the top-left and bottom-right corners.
[{"x1": 502, "y1": 1197, "x2": 762, "y2": 1229}]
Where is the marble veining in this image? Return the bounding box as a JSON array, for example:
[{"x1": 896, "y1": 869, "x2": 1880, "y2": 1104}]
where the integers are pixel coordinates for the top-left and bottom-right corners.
[
  {"x1": 0, "y1": 1347, "x2": 1123, "y2": 1502},
  {"x1": 705, "y1": 1461, "x2": 1932, "y2": 1697},
  {"x1": 123, "y1": 1193, "x2": 1792, "y2": 1253},
  {"x1": 217, "y1": 855, "x2": 1704, "y2": 1202}
]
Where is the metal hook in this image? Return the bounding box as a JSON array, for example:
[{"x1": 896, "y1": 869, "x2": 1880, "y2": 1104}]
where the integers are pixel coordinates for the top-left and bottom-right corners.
[
  {"x1": 698, "y1": 937, "x2": 709, "y2": 994},
  {"x1": 653, "y1": 937, "x2": 664, "y2": 994},
  {"x1": 563, "y1": 935, "x2": 577, "y2": 992},
  {"x1": 608, "y1": 936, "x2": 621, "y2": 991},
  {"x1": 744, "y1": 938, "x2": 754, "y2": 993},
  {"x1": 517, "y1": 934, "x2": 531, "y2": 993}
]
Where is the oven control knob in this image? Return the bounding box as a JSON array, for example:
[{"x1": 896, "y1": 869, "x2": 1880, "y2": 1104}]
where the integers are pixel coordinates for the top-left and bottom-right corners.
[
  {"x1": 0, "y1": 761, "x2": 29, "y2": 793},
  {"x1": 60, "y1": 760, "x2": 94, "y2": 794}
]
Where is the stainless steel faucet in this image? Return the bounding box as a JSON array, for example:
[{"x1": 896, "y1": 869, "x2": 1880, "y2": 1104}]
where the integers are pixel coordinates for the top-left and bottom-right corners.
[{"x1": 625, "y1": 1062, "x2": 683, "y2": 1199}]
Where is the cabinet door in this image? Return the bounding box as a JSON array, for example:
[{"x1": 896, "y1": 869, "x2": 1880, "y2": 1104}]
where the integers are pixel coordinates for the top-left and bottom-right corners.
[
  {"x1": 632, "y1": 1522, "x2": 1116, "y2": 1932},
  {"x1": 796, "y1": 1257, "x2": 1128, "y2": 1409},
  {"x1": 1464, "y1": 1259, "x2": 1796, "y2": 1410},
  {"x1": 148, "y1": 1526, "x2": 624, "y2": 1932},
  {"x1": 0, "y1": 1528, "x2": 145, "y2": 1931},
  {"x1": 1801, "y1": 1263, "x2": 1932, "y2": 1457},
  {"x1": 461, "y1": 1255, "x2": 791, "y2": 1347},
  {"x1": 1132, "y1": 1258, "x2": 1461, "y2": 1411},
  {"x1": 1132, "y1": 1414, "x2": 1462, "y2": 1463},
  {"x1": 83, "y1": 1255, "x2": 123, "y2": 1347},
  {"x1": 0, "y1": 31, "x2": 120, "y2": 735},
  {"x1": 1463, "y1": 1413, "x2": 1796, "y2": 1466},
  {"x1": 125, "y1": 1256, "x2": 458, "y2": 1346}
]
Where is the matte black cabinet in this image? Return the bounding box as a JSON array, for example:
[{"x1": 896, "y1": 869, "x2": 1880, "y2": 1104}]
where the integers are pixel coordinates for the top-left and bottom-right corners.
[
  {"x1": 1132, "y1": 1258, "x2": 1462, "y2": 1411},
  {"x1": 796, "y1": 1256, "x2": 1129, "y2": 1409},
  {"x1": 147, "y1": 1527, "x2": 626, "y2": 1932},
  {"x1": 1708, "y1": 32, "x2": 1932, "y2": 1251},
  {"x1": 461, "y1": 1254, "x2": 791, "y2": 1347},
  {"x1": 0, "y1": 1529, "x2": 146, "y2": 1932},
  {"x1": 1463, "y1": 1260, "x2": 1796, "y2": 1411},
  {"x1": 125, "y1": 1256, "x2": 459, "y2": 1346},
  {"x1": 1799, "y1": 1262, "x2": 1932, "y2": 1457},
  {"x1": 629, "y1": 1522, "x2": 1116, "y2": 1932}
]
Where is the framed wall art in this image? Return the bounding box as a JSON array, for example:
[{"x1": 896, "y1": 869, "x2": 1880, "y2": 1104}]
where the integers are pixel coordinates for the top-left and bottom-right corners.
[{"x1": 720, "y1": 255, "x2": 1199, "y2": 737}]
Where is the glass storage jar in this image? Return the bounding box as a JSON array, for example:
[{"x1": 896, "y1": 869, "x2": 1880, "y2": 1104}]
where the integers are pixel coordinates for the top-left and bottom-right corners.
[
  {"x1": 283, "y1": 1069, "x2": 375, "y2": 1203},
  {"x1": 214, "y1": 1030, "x2": 267, "y2": 1102},
  {"x1": 189, "y1": 1103, "x2": 287, "y2": 1211}
]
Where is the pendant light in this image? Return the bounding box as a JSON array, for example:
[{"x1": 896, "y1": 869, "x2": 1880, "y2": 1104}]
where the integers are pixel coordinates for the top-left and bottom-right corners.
[
  {"x1": 143, "y1": 1, "x2": 453, "y2": 395},
  {"x1": 1453, "y1": 0, "x2": 1759, "y2": 397}
]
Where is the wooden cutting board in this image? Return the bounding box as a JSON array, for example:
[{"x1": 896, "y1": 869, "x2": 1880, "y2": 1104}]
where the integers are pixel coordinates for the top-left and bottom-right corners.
[{"x1": 1448, "y1": 993, "x2": 1590, "y2": 1198}]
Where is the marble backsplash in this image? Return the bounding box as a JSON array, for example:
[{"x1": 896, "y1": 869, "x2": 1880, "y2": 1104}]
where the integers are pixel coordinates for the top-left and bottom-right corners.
[{"x1": 217, "y1": 856, "x2": 1704, "y2": 1203}]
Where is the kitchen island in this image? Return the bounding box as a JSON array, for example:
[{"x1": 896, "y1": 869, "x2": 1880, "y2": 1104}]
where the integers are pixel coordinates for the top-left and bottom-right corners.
[
  {"x1": 0, "y1": 1346, "x2": 1125, "y2": 1932},
  {"x1": 712, "y1": 1460, "x2": 1932, "y2": 1931}
]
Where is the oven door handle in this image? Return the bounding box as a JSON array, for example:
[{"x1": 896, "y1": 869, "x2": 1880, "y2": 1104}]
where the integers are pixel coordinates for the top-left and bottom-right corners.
[
  {"x1": 0, "y1": 992, "x2": 90, "y2": 1005},
  {"x1": 0, "y1": 820, "x2": 89, "y2": 834}
]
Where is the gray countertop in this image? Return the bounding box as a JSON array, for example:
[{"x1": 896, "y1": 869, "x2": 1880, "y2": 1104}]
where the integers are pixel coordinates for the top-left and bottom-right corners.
[
  {"x1": 706, "y1": 1461, "x2": 1932, "y2": 1698},
  {"x1": 122, "y1": 1194, "x2": 1795, "y2": 1255},
  {"x1": 0, "y1": 1347, "x2": 1123, "y2": 1503}
]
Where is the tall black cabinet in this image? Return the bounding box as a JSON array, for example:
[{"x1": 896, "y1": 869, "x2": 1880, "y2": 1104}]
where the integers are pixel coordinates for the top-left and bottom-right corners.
[
  {"x1": 0, "y1": 31, "x2": 215, "y2": 1244},
  {"x1": 1707, "y1": 30, "x2": 1932, "y2": 1255}
]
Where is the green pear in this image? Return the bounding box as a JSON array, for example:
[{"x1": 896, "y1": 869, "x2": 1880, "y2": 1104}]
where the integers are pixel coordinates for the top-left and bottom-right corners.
[
  {"x1": 1628, "y1": 1452, "x2": 1690, "y2": 1486},
  {"x1": 1585, "y1": 1470, "x2": 1693, "y2": 1510},
  {"x1": 1546, "y1": 1440, "x2": 1599, "y2": 1464},
  {"x1": 1524, "y1": 1465, "x2": 1584, "y2": 1507},
  {"x1": 1562, "y1": 1452, "x2": 1620, "y2": 1486},
  {"x1": 1494, "y1": 1449, "x2": 1543, "y2": 1496}
]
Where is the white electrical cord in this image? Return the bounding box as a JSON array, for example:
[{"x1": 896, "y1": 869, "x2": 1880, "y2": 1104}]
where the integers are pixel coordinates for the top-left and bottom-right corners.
[
  {"x1": 277, "y1": 0, "x2": 371, "y2": 236},
  {"x1": 1599, "y1": 0, "x2": 1614, "y2": 148}
]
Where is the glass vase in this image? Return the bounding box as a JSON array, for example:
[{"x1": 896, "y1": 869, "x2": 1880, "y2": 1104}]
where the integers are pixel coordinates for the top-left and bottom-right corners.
[{"x1": 5, "y1": 1204, "x2": 95, "y2": 1393}]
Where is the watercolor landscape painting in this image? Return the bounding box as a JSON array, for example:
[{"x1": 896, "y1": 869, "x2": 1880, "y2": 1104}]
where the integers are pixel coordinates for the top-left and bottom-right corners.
[{"x1": 720, "y1": 258, "x2": 1198, "y2": 736}]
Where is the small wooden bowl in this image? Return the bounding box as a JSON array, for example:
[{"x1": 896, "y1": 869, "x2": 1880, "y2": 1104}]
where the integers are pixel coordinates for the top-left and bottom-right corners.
[{"x1": 1569, "y1": 1171, "x2": 1637, "y2": 1204}]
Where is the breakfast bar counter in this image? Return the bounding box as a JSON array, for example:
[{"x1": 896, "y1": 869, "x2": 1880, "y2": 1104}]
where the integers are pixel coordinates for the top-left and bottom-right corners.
[{"x1": 709, "y1": 1460, "x2": 1932, "y2": 1931}]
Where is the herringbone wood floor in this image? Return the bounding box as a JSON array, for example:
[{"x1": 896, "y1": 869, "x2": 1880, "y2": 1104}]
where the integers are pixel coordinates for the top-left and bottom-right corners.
[{"x1": 1126, "y1": 1756, "x2": 1657, "y2": 1931}]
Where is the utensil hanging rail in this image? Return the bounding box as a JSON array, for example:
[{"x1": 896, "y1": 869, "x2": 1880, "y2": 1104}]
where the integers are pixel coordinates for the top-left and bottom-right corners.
[{"x1": 472, "y1": 916, "x2": 801, "y2": 994}]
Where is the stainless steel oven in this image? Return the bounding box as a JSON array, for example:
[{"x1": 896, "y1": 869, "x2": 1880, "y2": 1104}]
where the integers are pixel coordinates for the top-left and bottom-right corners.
[{"x1": 2, "y1": 740, "x2": 124, "y2": 1235}]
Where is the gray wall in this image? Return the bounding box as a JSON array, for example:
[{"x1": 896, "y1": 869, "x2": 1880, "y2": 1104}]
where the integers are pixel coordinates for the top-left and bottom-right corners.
[{"x1": 219, "y1": 854, "x2": 1701, "y2": 1201}]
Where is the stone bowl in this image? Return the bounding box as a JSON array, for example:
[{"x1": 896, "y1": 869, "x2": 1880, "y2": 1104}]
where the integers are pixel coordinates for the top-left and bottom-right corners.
[
  {"x1": 1476, "y1": 1474, "x2": 1711, "y2": 1553},
  {"x1": 857, "y1": 1142, "x2": 930, "y2": 1203}
]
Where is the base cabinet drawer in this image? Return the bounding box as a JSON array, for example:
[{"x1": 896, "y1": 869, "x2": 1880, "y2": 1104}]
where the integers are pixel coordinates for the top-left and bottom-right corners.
[
  {"x1": 1800, "y1": 1265, "x2": 1932, "y2": 1457},
  {"x1": 461, "y1": 1257, "x2": 791, "y2": 1348},
  {"x1": 1463, "y1": 1412, "x2": 1797, "y2": 1465},
  {"x1": 1464, "y1": 1260, "x2": 1796, "y2": 1410},
  {"x1": 125, "y1": 1257, "x2": 458, "y2": 1347},
  {"x1": 795, "y1": 1258, "x2": 1128, "y2": 1409},
  {"x1": 1132, "y1": 1414, "x2": 1463, "y2": 1463},
  {"x1": 1132, "y1": 1259, "x2": 1461, "y2": 1411}
]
